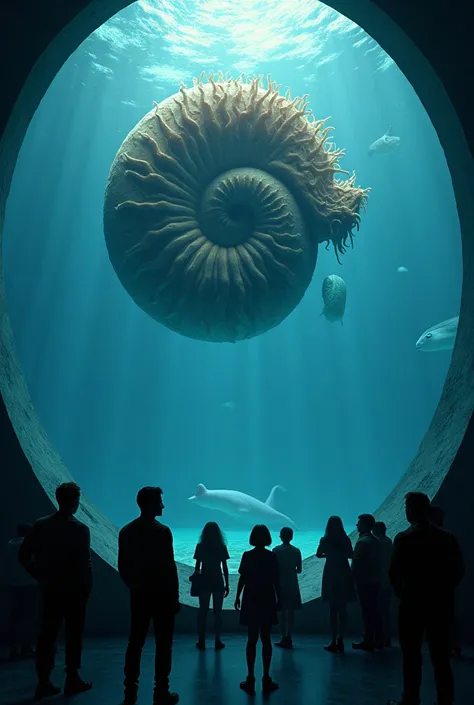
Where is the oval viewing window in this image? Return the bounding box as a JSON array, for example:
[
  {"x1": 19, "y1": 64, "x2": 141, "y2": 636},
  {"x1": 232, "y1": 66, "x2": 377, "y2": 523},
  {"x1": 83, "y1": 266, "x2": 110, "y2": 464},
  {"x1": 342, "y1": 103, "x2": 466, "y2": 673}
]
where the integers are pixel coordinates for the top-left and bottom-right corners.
[{"x1": 0, "y1": 0, "x2": 468, "y2": 609}]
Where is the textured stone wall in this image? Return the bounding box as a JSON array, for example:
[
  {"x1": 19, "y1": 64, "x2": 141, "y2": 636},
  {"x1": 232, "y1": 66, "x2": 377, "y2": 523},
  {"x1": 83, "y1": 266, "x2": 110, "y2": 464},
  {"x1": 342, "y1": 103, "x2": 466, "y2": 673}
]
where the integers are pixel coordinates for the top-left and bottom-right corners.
[{"x1": 1, "y1": 0, "x2": 474, "y2": 637}]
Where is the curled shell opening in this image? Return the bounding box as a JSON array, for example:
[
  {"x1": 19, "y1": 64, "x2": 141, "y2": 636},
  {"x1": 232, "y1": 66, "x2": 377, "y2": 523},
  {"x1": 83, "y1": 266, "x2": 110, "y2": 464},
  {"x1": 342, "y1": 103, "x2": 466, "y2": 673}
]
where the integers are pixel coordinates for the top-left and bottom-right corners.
[{"x1": 104, "y1": 73, "x2": 368, "y2": 342}]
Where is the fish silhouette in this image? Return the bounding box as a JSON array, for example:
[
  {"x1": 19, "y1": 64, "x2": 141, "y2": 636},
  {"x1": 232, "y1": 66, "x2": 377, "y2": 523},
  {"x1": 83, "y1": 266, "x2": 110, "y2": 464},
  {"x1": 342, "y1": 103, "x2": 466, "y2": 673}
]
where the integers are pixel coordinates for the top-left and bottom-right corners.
[{"x1": 368, "y1": 126, "x2": 400, "y2": 156}]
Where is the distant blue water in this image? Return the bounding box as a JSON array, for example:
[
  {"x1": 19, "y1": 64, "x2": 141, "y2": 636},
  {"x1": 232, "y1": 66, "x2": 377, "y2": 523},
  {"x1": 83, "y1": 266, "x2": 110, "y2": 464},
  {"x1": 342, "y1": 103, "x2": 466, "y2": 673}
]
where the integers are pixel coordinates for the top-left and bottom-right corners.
[{"x1": 2, "y1": 1, "x2": 461, "y2": 537}]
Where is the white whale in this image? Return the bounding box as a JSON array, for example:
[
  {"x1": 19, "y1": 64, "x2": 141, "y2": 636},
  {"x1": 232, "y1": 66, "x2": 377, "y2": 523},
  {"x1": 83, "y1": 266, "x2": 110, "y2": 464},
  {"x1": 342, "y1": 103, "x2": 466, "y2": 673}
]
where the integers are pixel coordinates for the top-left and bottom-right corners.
[{"x1": 188, "y1": 484, "x2": 298, "y2": 530}]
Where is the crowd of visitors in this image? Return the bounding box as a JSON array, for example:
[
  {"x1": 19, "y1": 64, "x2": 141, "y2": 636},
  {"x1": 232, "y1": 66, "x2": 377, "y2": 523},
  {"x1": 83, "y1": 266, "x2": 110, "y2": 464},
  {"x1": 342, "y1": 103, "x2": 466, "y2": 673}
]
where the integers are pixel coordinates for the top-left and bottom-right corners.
[{"x1": 3, "y1": 482, "x2": 465, "y2": 705}]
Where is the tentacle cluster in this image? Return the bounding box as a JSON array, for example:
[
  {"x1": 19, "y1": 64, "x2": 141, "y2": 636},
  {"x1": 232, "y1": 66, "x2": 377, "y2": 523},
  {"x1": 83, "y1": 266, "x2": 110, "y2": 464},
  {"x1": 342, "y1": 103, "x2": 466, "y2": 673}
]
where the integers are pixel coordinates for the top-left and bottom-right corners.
[{"x1": 104, "y1": 72, "x2": 369, "y2": 342}]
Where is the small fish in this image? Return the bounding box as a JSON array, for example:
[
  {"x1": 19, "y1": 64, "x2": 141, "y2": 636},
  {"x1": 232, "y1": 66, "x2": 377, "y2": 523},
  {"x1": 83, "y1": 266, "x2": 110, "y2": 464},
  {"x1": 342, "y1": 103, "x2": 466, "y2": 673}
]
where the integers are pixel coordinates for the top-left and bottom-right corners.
[
  {"x1": 368, "y1": 126, "x2": 400, "y2": 157},
  {"x1": 321, "y1": 274, "x2": 346, "y2": 325},
  {"x1": 397, "y1": 266, "x2": 408, "y2": 273},
  {"x1": 415, "y1": 316, "x2": 459, "y2": 352},
  {"x1": 222, "y1": 401, "x2": 236, "y2": 411}
]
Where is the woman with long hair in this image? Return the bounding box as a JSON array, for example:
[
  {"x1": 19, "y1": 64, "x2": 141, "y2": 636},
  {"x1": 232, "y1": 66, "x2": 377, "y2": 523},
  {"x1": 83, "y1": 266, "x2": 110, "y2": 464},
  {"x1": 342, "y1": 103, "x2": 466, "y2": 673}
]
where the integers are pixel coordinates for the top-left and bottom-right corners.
[
  {"x1": 235, "y1": 524, "x2": 280, "y2": 695},
  {"x1": 193, "y1": 521, "x2": 229, "y2": 650},
  {"x1": 316, "y1": 515, "x2": 356, "y2": 653}
]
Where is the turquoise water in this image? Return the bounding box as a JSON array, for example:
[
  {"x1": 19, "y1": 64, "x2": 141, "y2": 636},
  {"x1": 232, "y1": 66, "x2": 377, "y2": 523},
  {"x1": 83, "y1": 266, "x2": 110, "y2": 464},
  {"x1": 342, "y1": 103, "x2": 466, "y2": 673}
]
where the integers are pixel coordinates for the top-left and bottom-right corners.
[
  {"x1": 172, "y1": 528, "x2": 353, "y2": 573},
  {"x1": 2, "y1": 0, "x2": 461, "y2": 565}
]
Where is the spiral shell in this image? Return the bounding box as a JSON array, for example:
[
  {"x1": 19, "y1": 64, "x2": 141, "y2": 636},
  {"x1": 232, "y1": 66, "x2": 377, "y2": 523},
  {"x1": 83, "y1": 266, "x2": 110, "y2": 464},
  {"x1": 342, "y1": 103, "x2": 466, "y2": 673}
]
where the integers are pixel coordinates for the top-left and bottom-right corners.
[{"x1": 104, "y1": 73, "x2": 368, "y2": 342}]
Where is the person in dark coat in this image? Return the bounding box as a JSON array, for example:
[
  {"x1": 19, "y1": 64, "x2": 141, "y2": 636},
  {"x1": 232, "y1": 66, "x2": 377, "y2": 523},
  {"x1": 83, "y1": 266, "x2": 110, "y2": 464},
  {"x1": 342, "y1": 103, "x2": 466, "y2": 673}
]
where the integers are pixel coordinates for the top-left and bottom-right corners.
[
  {"x1": 373, "y1": 521, "x2": 393, "y2": 647},
  {"x1": 429, "y1": 504, "x2": 462, "y2": 659},
  {"x1": 235, "y1": 524, "x2": 280, "y2": 695},
  {"x1": 316, "y1": 515, "x2": 356, "y2": 653},
  {"x1": 19, "y1": 482, "x2": 92, "y2": 699},
  {"x1": 272, "y1": 526, "x2": 302, "y2": 649},
  {"x1": 119, "y1": 486, "x2": 180, "y2": 705},
  {"x1": 193, "y1": 521, "x2": 230, "y2": 650},
  {"x1": 5, "y1": 523, "x2": 37, "y2": 660},
  {"x1": 351, "y1": 513, "x2": 383, "y2": 651},
  {"x1": 387, "y1": 492, "x2": 464, "y2": 705}
]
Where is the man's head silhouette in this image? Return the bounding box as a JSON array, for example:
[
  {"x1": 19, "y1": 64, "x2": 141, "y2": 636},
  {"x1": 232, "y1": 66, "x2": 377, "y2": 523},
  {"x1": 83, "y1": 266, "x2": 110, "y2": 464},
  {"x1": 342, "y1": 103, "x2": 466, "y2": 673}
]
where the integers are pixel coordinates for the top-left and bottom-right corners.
[
  {"x1": 56, "y1": 482, "x2": 81, "y2": 515},
  {"x1": 405, "y1": 492, "x2": 430, "y2": 525},
  {"x1": 356, "y1": 514, "x2": 375, "y2": 535},
  {"x1": 136, "y1": 486, "x2": 164, "y2": 518}
]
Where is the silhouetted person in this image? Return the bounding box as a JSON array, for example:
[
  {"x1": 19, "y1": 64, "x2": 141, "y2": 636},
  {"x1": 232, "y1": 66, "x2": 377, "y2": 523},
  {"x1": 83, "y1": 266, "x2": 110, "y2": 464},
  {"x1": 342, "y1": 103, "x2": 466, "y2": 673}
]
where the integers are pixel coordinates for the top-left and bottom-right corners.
[
  {"x1": 193, "y1": 521, "x2": 230, "y2": 650},
  {"x1": 272, "y1": 526, "x2": 302, "y2": 649},
  {"x1": 373, "y1": 520, "x2": 393, "y2": 647},
  {"x1": 429, "y1": 504, "x2": 463, "y2": 659},
  {"x1": 119, "y1": 486, "x2": 180, "y2": 705},
  {"x1": 429, "y1": 504, "x2": 445, "y2": 529},
  {"x1": 316, "y1": 515, "x2": 356, "y2": 653},
  {"x1": 352, "y1": 513, "x2": 382, "y2": 651},
  {"x1": 5, "y1": 523, "x2": 37, "y2": 660},
  {"x1": 387, "y1": 492, "x2": 464, "y2": 705},
  {"x1": 235, "y1": 524, "x2": 280, "y2": 695},
  {"x1": 19, "y1": 482, "x2": 92, "y2": 699}
]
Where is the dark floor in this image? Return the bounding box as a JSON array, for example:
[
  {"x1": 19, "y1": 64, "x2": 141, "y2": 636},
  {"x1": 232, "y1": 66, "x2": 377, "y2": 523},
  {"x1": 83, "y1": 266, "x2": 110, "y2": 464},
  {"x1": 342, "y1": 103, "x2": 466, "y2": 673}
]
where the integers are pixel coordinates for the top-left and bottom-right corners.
[{"x1": 1, "y1": 636, "x2": 473, "y2": 705}]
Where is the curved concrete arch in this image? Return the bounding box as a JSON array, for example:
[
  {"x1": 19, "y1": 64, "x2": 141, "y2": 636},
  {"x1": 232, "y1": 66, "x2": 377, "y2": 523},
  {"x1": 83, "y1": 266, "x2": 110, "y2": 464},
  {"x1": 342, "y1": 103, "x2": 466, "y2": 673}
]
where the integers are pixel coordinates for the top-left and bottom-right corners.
[{"x1": 1, "y1": 0, "x2": 473, "y2": 622}]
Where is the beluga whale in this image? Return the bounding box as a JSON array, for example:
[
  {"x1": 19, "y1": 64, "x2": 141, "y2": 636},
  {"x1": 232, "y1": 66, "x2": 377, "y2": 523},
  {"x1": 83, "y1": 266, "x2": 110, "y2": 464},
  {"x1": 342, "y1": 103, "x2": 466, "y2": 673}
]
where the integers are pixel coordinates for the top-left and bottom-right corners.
[
  {"x1": 368, "y1": 126, "x2": 400, "y2": 157},
  {"x1": 188, "y1": 484, "x2": 298, "y2": 530}
]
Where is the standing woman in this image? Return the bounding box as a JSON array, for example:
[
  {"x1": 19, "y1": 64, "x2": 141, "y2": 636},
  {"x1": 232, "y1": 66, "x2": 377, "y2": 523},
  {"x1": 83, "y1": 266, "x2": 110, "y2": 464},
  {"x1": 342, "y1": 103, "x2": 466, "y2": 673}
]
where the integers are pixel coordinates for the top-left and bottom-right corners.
[
  {"x1": 193, "y1": 522, "x2": 230, "y2": 650},
  {"x1": 272, "y1": 527, "x2": 302, "y2": 649},
  {"x1": 316, "y1": 516, "x2": 356, "y2": 653},
  {"x1": 235, "y1": 524, "x2": 280, "y2": 695}
]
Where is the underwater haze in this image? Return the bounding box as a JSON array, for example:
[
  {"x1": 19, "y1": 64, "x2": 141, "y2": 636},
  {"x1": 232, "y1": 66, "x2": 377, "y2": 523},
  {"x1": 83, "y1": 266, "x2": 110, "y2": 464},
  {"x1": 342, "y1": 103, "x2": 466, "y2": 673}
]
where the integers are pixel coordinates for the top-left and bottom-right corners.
[{"x1": 3, "y1": 0, "x2": 461, "y2": 572}]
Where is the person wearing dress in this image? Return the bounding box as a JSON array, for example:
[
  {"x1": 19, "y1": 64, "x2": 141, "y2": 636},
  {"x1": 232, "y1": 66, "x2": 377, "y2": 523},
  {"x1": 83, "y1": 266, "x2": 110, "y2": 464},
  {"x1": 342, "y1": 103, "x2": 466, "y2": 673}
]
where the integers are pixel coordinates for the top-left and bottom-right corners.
[
  {"x1": 316, "y1": 516, "x2": 356, "y2": 653},
  {"x1": 193, "y1": 522, "x2": 230, "y2": 650},
  {"x1": 272, "y1": 527, "x2": 302, "y2": 649},
  {"x1": 235, "y1": 525, "x2": 280, "y2": 695}
]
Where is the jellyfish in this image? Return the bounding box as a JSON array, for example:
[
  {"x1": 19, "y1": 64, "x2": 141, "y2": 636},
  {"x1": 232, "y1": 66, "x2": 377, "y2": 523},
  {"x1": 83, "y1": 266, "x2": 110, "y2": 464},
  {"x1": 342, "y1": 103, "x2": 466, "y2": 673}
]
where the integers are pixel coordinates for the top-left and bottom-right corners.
[
  {"x1": 321, "y1": 274, "x2": 347, "y2": 324},
  {"x1": 104, "y1": 72, "x2": 369, "y2": 342}
]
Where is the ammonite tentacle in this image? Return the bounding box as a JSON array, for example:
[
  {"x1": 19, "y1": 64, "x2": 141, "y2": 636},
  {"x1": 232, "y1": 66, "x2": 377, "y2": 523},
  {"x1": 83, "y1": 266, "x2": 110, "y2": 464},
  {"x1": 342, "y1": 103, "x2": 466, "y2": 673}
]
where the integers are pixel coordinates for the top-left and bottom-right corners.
[{"x1": 104, "y1": 73, "x2": 369, "y2": 342}]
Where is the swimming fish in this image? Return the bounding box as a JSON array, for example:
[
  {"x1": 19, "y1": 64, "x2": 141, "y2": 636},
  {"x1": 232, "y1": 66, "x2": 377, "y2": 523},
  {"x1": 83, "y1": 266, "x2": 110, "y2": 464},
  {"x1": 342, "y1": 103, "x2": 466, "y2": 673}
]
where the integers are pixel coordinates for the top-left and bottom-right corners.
[
  {"x1": 415, "y1": 316, "x2": 459, "y2": 352},
  {"x1": 368, "y1": 126, "x2": 400, "y2": 157},
  {"x1": 321, "y1": 274, "x2": 346, "y2": 325},
  {"x1": 222, "y1": 401, "x2": 236, "y2": 411}
]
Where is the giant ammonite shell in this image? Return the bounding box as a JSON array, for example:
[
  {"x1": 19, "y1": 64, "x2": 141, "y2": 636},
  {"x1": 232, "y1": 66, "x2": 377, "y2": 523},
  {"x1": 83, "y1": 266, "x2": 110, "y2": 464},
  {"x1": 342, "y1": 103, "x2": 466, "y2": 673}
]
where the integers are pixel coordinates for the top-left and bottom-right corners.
[{"x1": 104, "y1": 72, "x2": 369, "y2": 342}]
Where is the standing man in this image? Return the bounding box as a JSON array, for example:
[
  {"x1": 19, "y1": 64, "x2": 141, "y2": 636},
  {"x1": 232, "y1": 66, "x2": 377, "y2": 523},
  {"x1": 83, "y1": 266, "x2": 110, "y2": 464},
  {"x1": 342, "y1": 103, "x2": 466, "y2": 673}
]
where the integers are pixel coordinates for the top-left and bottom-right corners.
[
  {"x1": 387, "y1": 492, "x2": 464, "y2": 705},
  {"x1": 19, "y1": 482, "x2": 93, "y2": 699},
  {"x1": 119, "y1": 486, "x2": 180, "y2": 705},
  {"x1": 373, "y1": 521, "x2": 393, "y2": 647},
  {"x1": 352, "y1": 513, "x2": 382, "y2": 651},
  {"x1": 429, "y1": 504, "x2": 463, "y2": 659},
  {"x1": 5, "y1": 523, "x2": 37, "y2": 660}
]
